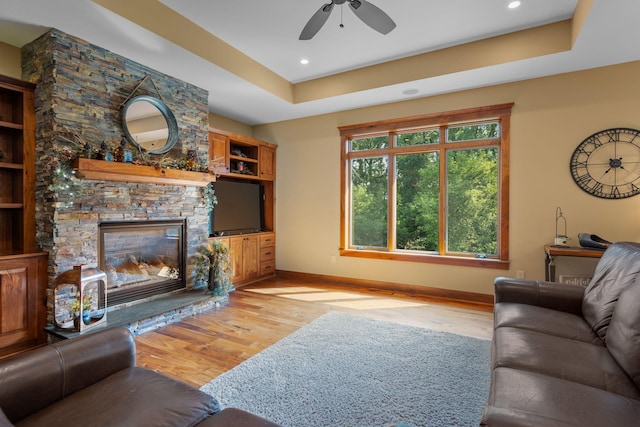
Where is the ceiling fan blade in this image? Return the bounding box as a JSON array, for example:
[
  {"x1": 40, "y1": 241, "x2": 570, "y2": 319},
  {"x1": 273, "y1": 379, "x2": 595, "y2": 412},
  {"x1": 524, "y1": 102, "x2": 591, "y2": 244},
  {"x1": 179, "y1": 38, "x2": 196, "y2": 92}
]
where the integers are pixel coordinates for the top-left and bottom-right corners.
[
  {"x1": 348, "y1": 0, "x2": 396, "y2": 35},
  {"x1": 299, "y1": 3, "x2": 335, "y2": 40}
]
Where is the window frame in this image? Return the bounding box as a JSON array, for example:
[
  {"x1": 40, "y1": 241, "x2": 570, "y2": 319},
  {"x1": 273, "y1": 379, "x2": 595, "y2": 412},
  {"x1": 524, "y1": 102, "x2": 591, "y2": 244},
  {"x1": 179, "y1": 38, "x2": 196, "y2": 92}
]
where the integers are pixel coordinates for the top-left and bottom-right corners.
[{"x1": 339, "y1": 103, "x2": 513, "y2": 270}]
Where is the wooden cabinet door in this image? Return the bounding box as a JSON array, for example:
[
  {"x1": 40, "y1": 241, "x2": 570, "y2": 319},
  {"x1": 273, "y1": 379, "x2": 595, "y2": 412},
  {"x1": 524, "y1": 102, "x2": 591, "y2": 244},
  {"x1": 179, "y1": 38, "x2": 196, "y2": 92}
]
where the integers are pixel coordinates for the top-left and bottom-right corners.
[
  {"x1": 0, "y1": 256, "x2": 43, "y2": 353},
  {"x1": 242, "y1": 235, "x2": 259, "y2": 281},
  {"x1": 209, "y1": 131, "x2": 230, "y2": 175},
  {"x1": 228, "y1": 237, "x2": 244, "y2": 283},
  {"x1": 259, "y1": 145, "x2": 276, "y2": 181}
]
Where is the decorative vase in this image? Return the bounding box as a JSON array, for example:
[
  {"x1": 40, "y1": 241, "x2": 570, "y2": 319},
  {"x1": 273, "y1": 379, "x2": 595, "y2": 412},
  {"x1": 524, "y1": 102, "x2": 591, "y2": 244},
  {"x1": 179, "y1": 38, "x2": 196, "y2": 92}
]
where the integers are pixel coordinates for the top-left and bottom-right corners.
[
  {"x1": 123, "y1": 146, "x2": 133, "y2": 163},
  {"x1": 208, "y1": 265, "x2": 228, "y2": 297}
]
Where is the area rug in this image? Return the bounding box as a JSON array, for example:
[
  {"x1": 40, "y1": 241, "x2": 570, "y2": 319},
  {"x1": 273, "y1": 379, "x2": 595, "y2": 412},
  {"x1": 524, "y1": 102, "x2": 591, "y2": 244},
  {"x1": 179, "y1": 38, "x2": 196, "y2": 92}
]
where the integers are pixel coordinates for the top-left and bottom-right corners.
[{"x1": 200, "y1": 311, "x2": 491, "y2": 427}]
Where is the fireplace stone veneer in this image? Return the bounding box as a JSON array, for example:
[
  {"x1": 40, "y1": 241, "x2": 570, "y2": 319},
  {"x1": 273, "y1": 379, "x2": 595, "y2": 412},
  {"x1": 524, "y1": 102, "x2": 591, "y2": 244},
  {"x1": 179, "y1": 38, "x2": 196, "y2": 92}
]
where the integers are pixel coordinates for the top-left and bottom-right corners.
[{"x1": 21, "y1": 29, "x2": 215, "y2": 326}]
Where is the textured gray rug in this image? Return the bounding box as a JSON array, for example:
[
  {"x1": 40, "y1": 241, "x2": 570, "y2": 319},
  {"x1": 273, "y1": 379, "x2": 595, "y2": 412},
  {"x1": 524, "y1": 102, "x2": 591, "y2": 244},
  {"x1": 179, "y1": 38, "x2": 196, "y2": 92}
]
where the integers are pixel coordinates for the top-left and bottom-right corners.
[{"x1": 200, "y1": 311, "x2": 491, "y2": 427}]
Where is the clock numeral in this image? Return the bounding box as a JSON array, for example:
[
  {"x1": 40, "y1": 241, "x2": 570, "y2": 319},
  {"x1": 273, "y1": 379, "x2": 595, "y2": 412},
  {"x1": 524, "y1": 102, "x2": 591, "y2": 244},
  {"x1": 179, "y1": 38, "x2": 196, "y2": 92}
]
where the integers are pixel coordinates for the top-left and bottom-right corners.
[
  {"x1": 607, "y1": 129, "x2": 620, "y2": 142},
  {"x1": 628, "y1": 130, "x2": 640, "y2": 147},
  {"x1": 572, "y1": 159, "x2": 588, "y2": 170},
  {"x1": 611, "y1": 186, "x2": 621, "y2": 197},
  {"x1": 584, "y1": 138, "x2": 601, "y2": 151},
  {"x1": 591, "y1": 182, "x2": 604, "y2": 194},
  {"x1": 576, "y1": 173, "x2": 592, "y2": 186}
]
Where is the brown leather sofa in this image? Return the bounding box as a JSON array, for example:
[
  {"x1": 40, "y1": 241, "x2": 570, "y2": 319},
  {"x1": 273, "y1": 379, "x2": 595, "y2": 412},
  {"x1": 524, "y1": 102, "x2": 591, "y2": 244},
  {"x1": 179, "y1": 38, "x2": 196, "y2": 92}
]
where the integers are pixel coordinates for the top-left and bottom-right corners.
[
  {"x1": 481, "y1": 242, "x2": 640, "y2": 427},
  {"x1": 0, "y1": 326, "x2": 279, "y2": 427}
]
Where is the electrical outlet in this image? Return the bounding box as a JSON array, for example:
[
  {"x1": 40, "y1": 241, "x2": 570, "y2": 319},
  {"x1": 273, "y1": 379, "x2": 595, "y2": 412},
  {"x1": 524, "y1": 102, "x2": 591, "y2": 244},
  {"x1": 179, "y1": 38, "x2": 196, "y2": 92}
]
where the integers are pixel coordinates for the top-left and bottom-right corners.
[
  {"x1": 330, "y1": 256, "x2": 337, "y2": 264},
  {"x1": 516, "y1": 270, "x2": 525, "y2": 279}
]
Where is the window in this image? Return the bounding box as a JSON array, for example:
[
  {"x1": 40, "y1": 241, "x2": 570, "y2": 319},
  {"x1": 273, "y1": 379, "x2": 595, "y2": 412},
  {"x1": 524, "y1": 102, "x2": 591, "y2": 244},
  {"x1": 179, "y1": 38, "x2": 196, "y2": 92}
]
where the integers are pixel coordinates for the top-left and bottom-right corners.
[{"x1": 339, "y1": 104, "x2": 512, "y2": 269}]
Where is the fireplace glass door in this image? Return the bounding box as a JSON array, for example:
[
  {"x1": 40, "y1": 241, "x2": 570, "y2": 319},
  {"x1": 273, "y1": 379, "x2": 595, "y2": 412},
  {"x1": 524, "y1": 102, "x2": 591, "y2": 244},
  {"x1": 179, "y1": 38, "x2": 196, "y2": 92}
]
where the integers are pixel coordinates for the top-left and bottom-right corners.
[{"x1": 99, "y1": 220, "x2": 186, "y2": 306}]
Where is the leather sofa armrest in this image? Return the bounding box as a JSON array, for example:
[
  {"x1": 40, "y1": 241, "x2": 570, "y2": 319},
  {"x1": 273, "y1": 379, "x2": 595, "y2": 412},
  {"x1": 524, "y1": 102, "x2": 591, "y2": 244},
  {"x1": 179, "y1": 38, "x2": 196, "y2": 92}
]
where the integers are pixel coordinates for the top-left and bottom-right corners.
[
  {"x1": 494, "y1": 277, "x2": 585, "y2": 316},
  {"x1": 0, "y1": 327, "x2": 135, "y2": 423},
  {"x1": 0, "y1": 345, "x2": 65, "y2": 422},
  {"x1": 52, "y1": 326, "x2": 137, "y2": 397}
]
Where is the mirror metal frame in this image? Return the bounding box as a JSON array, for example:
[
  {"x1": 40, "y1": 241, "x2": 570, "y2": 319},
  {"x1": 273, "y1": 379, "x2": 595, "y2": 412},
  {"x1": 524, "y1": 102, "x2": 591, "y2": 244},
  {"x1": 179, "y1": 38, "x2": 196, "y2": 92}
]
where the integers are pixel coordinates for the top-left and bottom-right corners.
[{"x1": 121, "y1": 95, "x2": 178, "y2": 155}]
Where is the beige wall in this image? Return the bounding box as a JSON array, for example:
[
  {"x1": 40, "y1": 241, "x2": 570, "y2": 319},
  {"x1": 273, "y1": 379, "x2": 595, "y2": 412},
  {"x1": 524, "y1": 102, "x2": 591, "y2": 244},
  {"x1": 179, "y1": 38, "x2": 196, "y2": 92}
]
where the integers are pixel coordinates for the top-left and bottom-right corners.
[
  {"x1": 208, "y1": 112, "x2": 253, "y2": 136},
  {"x1": 3, "y1": 41, "x2": 638, "y2": 296},
  {"x1": 0, "y1": 41, "x2": 21, "y2": 79},
  {"x1": 255, "y1": 60, "x2": 640, "y2": 295}
]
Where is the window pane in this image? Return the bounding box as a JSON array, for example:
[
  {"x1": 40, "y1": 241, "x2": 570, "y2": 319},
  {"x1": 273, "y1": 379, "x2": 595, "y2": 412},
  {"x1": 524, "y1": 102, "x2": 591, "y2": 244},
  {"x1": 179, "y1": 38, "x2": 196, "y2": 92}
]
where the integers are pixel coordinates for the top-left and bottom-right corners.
[
  {"x1": 396, "y1": 130, "x2": 439, "y2": 147},
  {"x1": 447, "y1": 123, "x2": 499, "y2": 142},
  {"x1": 396, "y1": 153, "x2": 439, "y2": 251},
  {"x1": 350, "y1": 156, "x2": 388, "y2": 248},
  {"x1": 446, "y1": 148, "x2": 498, "y2": 255},
  {"x1": 351, "y1": 135, "x2": 388, "y2": 151}
]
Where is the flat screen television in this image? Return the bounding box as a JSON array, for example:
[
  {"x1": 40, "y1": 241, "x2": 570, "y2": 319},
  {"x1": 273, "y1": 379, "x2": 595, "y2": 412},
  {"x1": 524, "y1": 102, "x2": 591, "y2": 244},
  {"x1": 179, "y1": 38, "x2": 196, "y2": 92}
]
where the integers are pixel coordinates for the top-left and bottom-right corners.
[{"x1": 210, "y1": 181, "x2": 263, "y2": 236}]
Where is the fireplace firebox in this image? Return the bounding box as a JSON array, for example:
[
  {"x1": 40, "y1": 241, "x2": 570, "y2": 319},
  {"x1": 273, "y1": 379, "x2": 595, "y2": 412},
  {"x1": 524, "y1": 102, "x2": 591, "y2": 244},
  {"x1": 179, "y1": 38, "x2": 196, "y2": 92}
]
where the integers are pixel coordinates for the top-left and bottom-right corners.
[{"x1": 99, "y1": 220, "x2": 186, "y2": 307}]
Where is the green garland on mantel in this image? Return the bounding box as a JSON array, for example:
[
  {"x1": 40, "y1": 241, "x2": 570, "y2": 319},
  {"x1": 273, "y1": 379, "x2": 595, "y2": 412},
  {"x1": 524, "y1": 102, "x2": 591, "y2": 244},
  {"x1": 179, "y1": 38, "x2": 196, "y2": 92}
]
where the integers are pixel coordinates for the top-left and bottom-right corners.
[{"x1": 48, "y1": 130, "x2": 218, "y2": 209}]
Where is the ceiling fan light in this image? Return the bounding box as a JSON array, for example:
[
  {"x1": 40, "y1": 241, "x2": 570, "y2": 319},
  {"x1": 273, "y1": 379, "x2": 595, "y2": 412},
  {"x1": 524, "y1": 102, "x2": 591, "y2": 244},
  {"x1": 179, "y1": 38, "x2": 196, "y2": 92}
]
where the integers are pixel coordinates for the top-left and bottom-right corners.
[
  {"x1": 350, "y1": 0, "x2": 362, "y2": 9},
  {"x1": 508, "y1": 1, "x2": 521, "y2": 9}
]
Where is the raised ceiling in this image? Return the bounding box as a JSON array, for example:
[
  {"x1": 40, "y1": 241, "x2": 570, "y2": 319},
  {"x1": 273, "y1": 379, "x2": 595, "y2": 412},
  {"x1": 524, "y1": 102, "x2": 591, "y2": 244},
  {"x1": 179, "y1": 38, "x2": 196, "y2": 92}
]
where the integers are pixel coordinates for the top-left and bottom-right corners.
[{"x1": 1, "y1": 0, "x2": 640, "y2": 125}]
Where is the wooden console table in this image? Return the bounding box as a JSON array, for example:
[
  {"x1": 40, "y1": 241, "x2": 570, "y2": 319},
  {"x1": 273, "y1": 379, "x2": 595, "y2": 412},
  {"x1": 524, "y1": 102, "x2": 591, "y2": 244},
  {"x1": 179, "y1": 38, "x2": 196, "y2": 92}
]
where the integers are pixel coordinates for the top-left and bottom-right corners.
[{"x1": 544, "y1": 245, "x2": 604, "y2": 285}]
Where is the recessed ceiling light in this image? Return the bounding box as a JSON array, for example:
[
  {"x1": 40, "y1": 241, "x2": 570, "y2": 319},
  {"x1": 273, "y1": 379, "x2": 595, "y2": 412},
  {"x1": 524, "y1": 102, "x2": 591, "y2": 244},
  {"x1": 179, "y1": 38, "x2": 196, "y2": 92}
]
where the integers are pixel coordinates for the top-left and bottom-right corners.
[
  {"x1": 508, "y1": 1, "x2": 521, "y2": 9},
  {"x1": 402, "y1": 88, "x2": 419, "y2": 96},
  {"x1": 300, "y1": 58, "x2": 309, "y2": 65}
]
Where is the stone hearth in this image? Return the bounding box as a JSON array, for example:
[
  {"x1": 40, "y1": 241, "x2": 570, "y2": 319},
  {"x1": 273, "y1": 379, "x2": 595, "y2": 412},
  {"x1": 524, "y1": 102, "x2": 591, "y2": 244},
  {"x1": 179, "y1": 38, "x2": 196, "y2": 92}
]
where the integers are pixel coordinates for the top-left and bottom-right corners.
[{"x1": 48, "y1": 289, "x2": 226, "y2": 340}]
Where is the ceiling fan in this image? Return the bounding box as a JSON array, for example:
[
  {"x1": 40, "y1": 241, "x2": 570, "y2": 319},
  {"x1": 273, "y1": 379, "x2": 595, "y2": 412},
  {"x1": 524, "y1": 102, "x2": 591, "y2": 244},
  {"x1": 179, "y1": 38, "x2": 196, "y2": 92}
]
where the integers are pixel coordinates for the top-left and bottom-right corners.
[{"x1": 299, "y1": 0, "x2": 396, "y2": 40}]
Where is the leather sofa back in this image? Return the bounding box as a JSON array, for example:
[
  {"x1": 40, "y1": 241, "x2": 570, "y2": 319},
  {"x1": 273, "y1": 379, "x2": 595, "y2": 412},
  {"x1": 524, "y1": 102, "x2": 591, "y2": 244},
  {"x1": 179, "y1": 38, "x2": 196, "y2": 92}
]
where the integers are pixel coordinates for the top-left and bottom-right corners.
[
  {"x1": 0, "y1": 327, "x2": 136, "y2": 423},
  {"x1": 582, "y1": 242, "x2": 640, "y2": 342},
  {"x1": 607, "y1": 276, "x2": 640, "y2": 389}
]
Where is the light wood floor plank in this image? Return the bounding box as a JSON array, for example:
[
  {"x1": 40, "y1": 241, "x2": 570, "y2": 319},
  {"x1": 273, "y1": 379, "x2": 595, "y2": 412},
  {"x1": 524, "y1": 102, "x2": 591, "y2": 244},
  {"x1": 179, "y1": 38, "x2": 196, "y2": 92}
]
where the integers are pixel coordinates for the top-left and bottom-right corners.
[{"x1": 135, "y1": 277, "x2": 493, "y2": 388}]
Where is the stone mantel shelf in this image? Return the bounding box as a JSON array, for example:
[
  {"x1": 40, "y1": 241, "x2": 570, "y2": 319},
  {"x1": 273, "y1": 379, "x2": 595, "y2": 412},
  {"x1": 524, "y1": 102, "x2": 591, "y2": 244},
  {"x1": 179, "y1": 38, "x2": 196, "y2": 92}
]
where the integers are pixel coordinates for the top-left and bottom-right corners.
[{"x1": 73, "y1": 158, "x2": 216, "y2": 187}]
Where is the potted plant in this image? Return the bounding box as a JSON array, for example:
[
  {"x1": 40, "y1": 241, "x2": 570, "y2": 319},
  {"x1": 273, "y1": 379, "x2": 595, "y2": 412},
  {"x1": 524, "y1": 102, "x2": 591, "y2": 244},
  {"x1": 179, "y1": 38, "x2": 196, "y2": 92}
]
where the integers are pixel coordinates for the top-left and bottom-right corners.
[
  {"x1": 193, "y1": 240, "x2": 233, "y2": 296},
  {"x1": 69, "y1": 294, "x2": 93, "y2": 327}
]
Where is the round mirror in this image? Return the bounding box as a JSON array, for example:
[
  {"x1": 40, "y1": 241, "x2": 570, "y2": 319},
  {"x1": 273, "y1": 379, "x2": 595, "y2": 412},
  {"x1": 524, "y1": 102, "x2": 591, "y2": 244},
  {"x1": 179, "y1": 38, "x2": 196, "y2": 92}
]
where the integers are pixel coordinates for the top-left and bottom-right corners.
[{"x1": 121, "y1": 95, "x2": 178, "y2": 154}]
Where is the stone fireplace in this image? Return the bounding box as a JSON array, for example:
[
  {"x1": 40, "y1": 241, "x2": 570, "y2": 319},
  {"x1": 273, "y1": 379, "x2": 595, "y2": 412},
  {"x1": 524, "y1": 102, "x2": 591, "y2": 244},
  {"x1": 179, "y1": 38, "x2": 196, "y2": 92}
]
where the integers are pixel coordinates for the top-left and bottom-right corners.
[{"x1": 21, "y1": 29, "x2": 218, "y2": 328}]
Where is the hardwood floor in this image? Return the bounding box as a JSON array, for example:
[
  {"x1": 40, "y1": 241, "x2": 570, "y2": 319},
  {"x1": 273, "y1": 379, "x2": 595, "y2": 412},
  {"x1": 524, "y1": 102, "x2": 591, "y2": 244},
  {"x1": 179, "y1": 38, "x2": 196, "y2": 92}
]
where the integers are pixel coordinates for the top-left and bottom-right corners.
[{"x1": 134, "y1": 276, "x2": 494, "y2": 388}]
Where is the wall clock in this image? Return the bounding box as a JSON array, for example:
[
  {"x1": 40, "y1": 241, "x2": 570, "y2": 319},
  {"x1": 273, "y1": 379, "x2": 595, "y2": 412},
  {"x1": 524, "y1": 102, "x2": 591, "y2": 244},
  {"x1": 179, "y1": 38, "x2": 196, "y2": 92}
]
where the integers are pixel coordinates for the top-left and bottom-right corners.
[{"x1": 570, "y1": 128, "x2": 640, "y2": 199}]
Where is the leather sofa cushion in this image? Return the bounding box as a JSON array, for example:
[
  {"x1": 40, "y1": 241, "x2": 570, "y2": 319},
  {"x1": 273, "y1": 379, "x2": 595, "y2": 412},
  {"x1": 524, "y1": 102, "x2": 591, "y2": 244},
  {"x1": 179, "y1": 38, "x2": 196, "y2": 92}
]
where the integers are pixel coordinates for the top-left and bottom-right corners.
[
  {"x1": 582, "y1": 242, "x2": 640, "y2": 342},
  {"x1": 53, "y1": 326, "x2": 136, "y2": 397},
  {"x1": 483, "y1": 367, "x2": 640, "y2": 427},
  {"x1": 493, "y1": 327, "x2": 640, "y2": 399},
  {"x1": 198, "y1": 408, "x2": 281, "y2": 427},
  {"x1": 494, "y1": 302, "x2": 602, "y2": 345},
  {"x1": 15, "y1": 367, "x2": 219, "y2": 427},
  {"x1": 607, "y1": 280, "x2": 640, "y2": 389}
]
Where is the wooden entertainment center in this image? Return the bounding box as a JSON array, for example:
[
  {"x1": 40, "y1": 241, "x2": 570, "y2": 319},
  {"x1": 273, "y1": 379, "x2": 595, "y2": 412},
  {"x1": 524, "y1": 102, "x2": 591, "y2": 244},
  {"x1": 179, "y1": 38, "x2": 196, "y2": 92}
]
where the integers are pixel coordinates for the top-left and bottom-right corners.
[{"x1": 209, "y1": 128, "x2": 277, "y2": 286}]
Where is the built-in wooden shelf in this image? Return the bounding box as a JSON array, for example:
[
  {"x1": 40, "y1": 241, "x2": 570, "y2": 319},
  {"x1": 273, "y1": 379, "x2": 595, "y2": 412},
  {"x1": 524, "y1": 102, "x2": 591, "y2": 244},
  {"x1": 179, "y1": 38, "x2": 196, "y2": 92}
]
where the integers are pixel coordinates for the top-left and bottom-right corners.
[
  {"x1": 0, "y1": 121, "x2": 23, "y2": 130},
  {"x1": 0, "y1": 162, "x2": 24, "y2": 170},
  {"x1": 73, "y1": 158, "x2": 216, "y2": 187}
]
